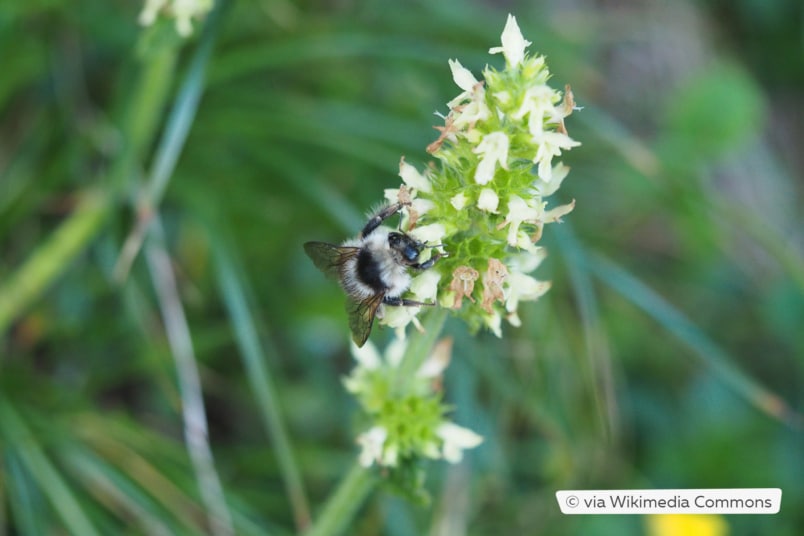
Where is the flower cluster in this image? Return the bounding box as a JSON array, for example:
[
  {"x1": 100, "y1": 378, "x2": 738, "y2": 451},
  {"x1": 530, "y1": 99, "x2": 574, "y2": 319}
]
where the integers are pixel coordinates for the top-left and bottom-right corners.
[
  {"x1": 344, "y1": 338, "x2": 482, "y2": 469},
  {"x1": 139, "y1": 0, "x2": 213, "y2": 37},
  {"x1": 383, "y1": 14, "x2": 580, "y2": 336}
]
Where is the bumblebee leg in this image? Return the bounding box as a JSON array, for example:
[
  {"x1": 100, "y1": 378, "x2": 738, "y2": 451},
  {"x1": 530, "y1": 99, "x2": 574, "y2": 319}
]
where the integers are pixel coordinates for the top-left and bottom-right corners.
[
  {"x1": 409, "y1": 251, "x2": 445, "y2": 271},
  {"x1": 382, "y1": 296, "x2": 434, "y2": 307},
  {"x1": 360, "y1": 203, "x2": 404, "y2": 238}
]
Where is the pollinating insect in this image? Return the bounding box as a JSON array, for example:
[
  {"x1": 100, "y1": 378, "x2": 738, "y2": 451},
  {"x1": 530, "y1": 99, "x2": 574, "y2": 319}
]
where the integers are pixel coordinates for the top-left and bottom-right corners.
[{"x1": 304, "y1": 202, "x2": 445, "y2": 347}]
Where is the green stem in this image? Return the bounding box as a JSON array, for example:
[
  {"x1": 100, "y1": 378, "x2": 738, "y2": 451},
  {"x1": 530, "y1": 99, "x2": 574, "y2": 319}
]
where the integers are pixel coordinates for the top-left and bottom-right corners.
[
  {"x1": 304, "y1": 308, "x2": 449, "y2": 536},
  {"x1": 304, "y1": 462, "x2": 377, "y2": 536},
  {"x1": 394, "y1": 308, "x2": 449, "y2": 396},
  {"x1": 0, "y1": 191, "x2": 109, "y2": 336}
]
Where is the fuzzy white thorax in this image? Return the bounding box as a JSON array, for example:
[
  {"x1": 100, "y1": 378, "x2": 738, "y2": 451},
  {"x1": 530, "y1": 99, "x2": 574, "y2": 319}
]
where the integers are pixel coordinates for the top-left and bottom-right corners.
[{"x1": 341, "y1": 226, "x2": 412, "y2": 299}]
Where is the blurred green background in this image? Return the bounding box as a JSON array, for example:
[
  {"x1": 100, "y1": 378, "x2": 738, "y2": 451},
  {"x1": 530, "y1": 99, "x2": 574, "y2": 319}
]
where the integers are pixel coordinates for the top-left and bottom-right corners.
[{"x1": 0, "y1": 0, "x2": 801, "y2": 534}]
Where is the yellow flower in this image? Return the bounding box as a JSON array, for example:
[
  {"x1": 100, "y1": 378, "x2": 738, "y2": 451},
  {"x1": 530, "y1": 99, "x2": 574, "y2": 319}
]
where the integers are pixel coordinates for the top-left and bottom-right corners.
[{"x1": 646, "y1": 514, "x2": 728, "y2": 536}]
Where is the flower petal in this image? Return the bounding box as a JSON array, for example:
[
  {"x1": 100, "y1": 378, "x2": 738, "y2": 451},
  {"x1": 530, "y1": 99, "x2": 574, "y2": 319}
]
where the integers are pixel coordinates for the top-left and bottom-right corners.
[
  {"x1": 448, "y1": 59, "x2": 478, "y2": 91},
  {"x1": 477, "y1": 188, "x2": 500, "y2": 213},
  {"x1": 437, "y1": 422, "x2": 483, "y2": 464},
  {"x1": 450, "y1": 192, "x2": 467, "y2": 210},
  {"x1": 398, "y1": 157, "x2": 432, "y2": 193},
  {"x1": 409, "y1": 270, "x2": 441, "y2": 302},
  {"x1": 505, "y1": 272, "x2": 551, "y2": 312},
  {"x1": 488, "y1": 14, "x2": 531, "y2": 67},
  {"x1": 410, "y1": 223, "x2": 446, "y2": 244},
  {"x1": 357, "y1": 426, "x2": 387, "y2": 467}
]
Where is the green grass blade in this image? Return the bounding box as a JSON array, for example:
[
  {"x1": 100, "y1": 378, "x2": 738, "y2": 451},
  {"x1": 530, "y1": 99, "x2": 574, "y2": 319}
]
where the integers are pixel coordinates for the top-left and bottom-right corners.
[
  {"x1": 0, "y1": 190, "x2": 109, "y2": 336},
  {"x1": 144, "y1": 0, "x2": 229, "y2": 206},
  {"x1": 145, "y1": 220, "x2": 235, "y2": 536},
  {"x1": 4, "y1": 450, "x2": 44, "y2": 536},
  {"x1": 587, "y1": 251, "x2": 802, "y2": 428},
  {"x1": 211, "y1": 234, "x2": 311, "y2": 531},
  {"x1": 0, "y1": 398, "x2": 101, "y2": 536},
  {"x1": 555, "y1": 226, "x2": 620, "y2": 441},
  {"x1": 62, "y1": 449, "x2": 175, "y2": 536},
  {"x1": 114, "y1": 0, "x2": 230, "y2": 281}
]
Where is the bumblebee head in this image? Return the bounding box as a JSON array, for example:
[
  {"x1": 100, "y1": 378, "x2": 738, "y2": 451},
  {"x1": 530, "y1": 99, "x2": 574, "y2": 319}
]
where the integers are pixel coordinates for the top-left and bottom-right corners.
[{"x1": 388, "y1": 232, "x2": 424, "y2": 264}]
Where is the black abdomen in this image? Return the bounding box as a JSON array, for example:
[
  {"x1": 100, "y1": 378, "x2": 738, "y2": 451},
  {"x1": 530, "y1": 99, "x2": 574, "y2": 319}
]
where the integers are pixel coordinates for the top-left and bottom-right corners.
[{"x1": 357, "y1": 249, "x2": 386, "y2": 292}]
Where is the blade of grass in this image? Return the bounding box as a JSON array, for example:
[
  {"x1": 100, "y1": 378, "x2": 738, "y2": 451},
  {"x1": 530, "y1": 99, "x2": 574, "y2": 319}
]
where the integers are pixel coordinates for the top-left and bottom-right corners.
[
  {"x1": 0, "y1": 2, "x2": 224, "y2": 337},
  {"x1": 4, "y1": 450, "x2": 43, "y2": 536},
  {"x1": 0, "y1": 190, "x2": 109, "y2": 336},
  {"x1": 145, "y1": 219, "x2": 235, "y2": 536},
  {"x1": 208, "y1": 33, "x2": 468, "y2": 86},
  {"x1": 73, "y1": 414, "x2": 208, "y2": 532},
  {"x1": 114, "y1": 0, "x2": 230, "y2": 281},
  {"x1": 0, "y1": 397, "x2": 101, "y2": 536},
  {"x1": 62, "y1": 449, "x2": 174, "y2": 536},
  {"x1": 712, "y1": 197, "x2": 804, "y2": 293},
  {"x1": 586, "y1": 251, "x2": 802, "y2": 429},
  {"x1": 210, "y1": 230, "x2": 311, "y2": 532},
  {"x1": 554, "y1": 225, "x2": 620, "y2": 442}
]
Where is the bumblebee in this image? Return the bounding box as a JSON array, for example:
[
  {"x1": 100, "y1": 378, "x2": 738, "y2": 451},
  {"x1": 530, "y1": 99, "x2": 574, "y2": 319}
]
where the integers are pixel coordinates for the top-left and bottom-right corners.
[{"x1": 304, "y1": 202, "x2": 444, "y2": 347}]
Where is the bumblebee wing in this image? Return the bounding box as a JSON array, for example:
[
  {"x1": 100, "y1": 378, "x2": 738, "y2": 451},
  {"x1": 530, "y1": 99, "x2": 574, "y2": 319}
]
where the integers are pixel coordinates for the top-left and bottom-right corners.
[
  {"x1": 346, "y1": 292, "x2": 384, "y2": 347},
  {"x1": 303, "y1": 241, "x2": 358, "y2": 280}
]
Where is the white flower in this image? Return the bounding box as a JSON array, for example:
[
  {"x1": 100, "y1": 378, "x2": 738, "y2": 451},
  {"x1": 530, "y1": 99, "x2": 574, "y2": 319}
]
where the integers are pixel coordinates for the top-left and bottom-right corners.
[
  {"x1": 450, "y1": 192, "x2": 468, "y2": 210},
  {"x1": 409, "y1": 223, "x2": 446, "y2": 245},
  {"x1": 448, "y1": 59, "x2": 479, "y2": 94},
  {"x1": 139, "y1": 0, "x2": 167, "y2": 25},
  {"x1": 382, "y1": 305, "x2": 422, "y2": 331},
  {"x1": 357, "y1": 426, "x2": 388, "y2": 467},
  {"x1": 477, "y1": 188, "x2": 500, "y2": 213},
  {"x1": 398, "y1": 157, "x2": 432, "y2": 193},
  {"x1": 447, "y1": 60, "x2": 491, "y2": 128},
  {"x1": 380, "y1": 269, "x2": 439, "y2": 331},
  {"x1": 508, "y1": 248, "x2": 548, "y2": 274},
  {"x1": 543, "y1": 199, "x2": 576, "y2": 223},
  {"x1": 436, "y1": 422, "x2": 483, "y2": 463},
  {"x1": 535, "y1": 162, "x2": 570, "y2": 196},
  {"x1": 512, "y1": 84, "x2": 557, "y2": 125},
  {"x1": 484, "y1": 310, "x2": 502, "y2": 338},
  {"x1": 473, "y1": 132, "x2": 509, "y2": 185},
  {"x1": 505, "y1": 272, "x2": 551, "y2": 313},
  {"x1": 532, "y1": 131, "x2": 581, "y2": 181},
  {"x1": 494, "y1": 90, "x2": 511, "y2": 105},
  {"x1": 409, "y1": 270, "x2": 441, "y2": 302},
  {"x1": 139, "y1": 0, "x2": 212, "y2": 37},
  {"x1": 411, "y1": 198, "x2": 435, "y2": 216},
  {"x1": 488, "y1": 14, "x2": 531, "y2": 68},
  {"x1": 501, "y1": 195, "x2": 543, "y2": 247},
  {"x1": 514, "y1": 229, "x2": 540, "y2": 252},
  {"x1": 384, "y1": 188, "x2": 400, "y2": 204}
]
